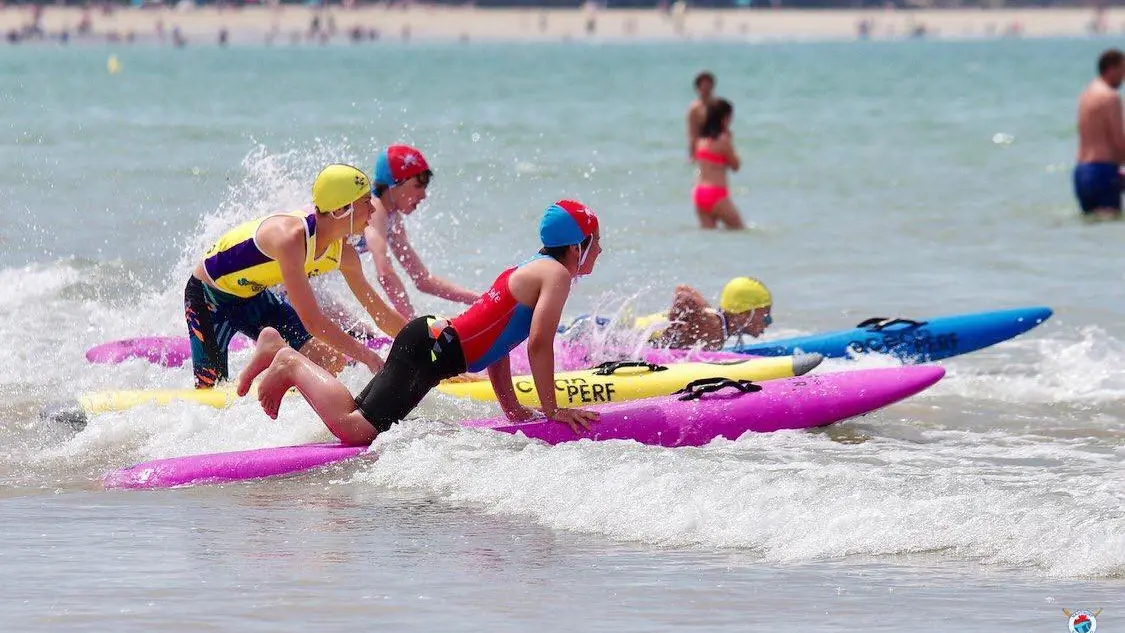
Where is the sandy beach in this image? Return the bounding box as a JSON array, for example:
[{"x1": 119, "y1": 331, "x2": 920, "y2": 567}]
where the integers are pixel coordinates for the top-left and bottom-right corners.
[{"x1": 2, "y1": 4, "x2": 1123, "y2": 44}]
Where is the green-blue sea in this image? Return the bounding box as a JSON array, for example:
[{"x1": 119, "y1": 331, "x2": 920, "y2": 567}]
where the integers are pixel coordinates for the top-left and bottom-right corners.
[{"x1": 1, "y1": 38, "x2": 1122, "y2": 631}]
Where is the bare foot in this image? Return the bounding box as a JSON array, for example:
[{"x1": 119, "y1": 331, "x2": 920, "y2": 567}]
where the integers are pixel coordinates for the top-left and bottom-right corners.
[
  {"x1": 443, "y1": 373, "x2": 480, "y2": 384},
  {"x1": 256, "y1": 348, "x2": 298, "y2": 419},
  {"x1": 237, "y1": 327, "x2": 287, "y2": 397}
]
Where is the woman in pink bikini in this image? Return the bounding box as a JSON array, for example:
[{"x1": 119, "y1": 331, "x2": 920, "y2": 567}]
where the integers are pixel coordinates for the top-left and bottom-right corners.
[{"x1": 692, "y1": 98, "x2": 745, "y2": 230}]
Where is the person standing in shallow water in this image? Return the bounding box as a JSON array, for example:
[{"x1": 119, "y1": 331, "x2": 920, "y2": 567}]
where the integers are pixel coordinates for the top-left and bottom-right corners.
[
  {"x1": 686, "y1": 71, "x2": 716, "y2": 161},
  {"x1": 692, "y1": 98, "x2": 745, "y2": 230},
  {"x1": 1075, "y1": 48, "x2": 1125, "y2": 220}
]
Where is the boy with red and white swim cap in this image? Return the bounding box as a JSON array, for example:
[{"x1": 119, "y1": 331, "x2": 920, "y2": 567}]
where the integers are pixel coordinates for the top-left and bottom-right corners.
[{"x1": 237, "y1": 199, "x2": 603, "y2": 445}]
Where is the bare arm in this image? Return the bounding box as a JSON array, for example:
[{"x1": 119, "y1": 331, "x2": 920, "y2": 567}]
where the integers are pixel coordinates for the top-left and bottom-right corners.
[
  {"x1": 1108, "y1": 95, "x2": 1125, "y2": 162},
  {"x1": 260, "y1": 219, "x2": 380, "y2": 369},
  {"x1": 686, "y1": 107, "x2": 698, "y2": 159},
  {"x1": 338, "y1": 243, "x2": 407, "y2": 337},
  {"x1": 663, "y1": 285, "x2": 721, "y2": 350},
  {"x1": 525, "y1": 267, "x2": 599, "y2": 432},
  {"x1": 720, "y1": 134, "x2": 741, "y2": 172},
  {"x1": 667, "y1": 285, "x2": 710, "y2": 323},
  {"x1": 363, "y1": 210, "x2": 415, "y2": 320},
  {"x1": 389, "y1": 224, "x2": 480, "y2": 305},
  {"x1": 527, "y1": 267, "x2": 567, "y2": 417},
  {"x1": 486, "y1": 354, "x2": 530, "y2": 419}
]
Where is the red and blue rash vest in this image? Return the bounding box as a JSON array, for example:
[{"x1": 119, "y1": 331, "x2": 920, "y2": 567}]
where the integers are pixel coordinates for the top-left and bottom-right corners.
[{"x1": 450, "y1": 255, "x2": 547, "y2": 373}]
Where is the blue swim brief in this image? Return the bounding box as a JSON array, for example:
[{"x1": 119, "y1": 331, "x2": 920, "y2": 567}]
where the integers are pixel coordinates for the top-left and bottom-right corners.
[{"x1": 1073, "y1": 162, "x2": 1122, "y2": 214}]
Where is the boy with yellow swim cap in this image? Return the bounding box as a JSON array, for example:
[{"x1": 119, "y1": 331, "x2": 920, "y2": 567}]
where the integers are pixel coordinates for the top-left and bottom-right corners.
[
  {"x1": 655, "y1": 276, "x2": 773, "y2": 351},
  {"x1": 185, "y1": 164, "x2": 406, "y2": 389}
]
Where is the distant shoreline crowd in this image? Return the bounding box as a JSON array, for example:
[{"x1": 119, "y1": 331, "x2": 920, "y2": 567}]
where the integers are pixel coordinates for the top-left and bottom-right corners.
[{"x1": 4, "y1": 3, "x2": 1124, "y2": 46}]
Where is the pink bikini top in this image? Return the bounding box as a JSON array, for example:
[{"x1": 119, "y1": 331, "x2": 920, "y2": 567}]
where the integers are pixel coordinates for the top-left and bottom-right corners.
[{"x1": 695, "y1": 148, "x2": 729, "y2": 166}]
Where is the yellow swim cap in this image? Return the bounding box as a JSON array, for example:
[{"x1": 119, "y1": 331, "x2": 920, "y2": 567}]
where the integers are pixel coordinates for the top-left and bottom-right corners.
[
  {"x1": 719, "y1": 277, "x2": 772, "y2": 314},
  {"x1": 312, "y1": 164, "x2": 371, "y2": 213}
]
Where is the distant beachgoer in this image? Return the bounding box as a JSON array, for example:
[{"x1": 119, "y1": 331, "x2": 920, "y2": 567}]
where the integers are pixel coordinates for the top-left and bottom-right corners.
[
  {"x1": 1088, "y1": 7, "x2": 1107, "y2": 35},
  {"x1": 78, "y1": 9, "x2": 92, "y2": 36},
  {"x1": 671, "y1": 0, "x2": 686, "y2": 35},
  {"x1": 686, "y1": 71, "x2": 715, "y2": 161},
  {"x1": 857, "y1": 18, "x2": 871, "y2": 39},
  {"x1": 1075, "y1": 48, "x2": 1125, "y2": 219},
  {"x1": 692, "y1": 98, "x2": 744, "y2": 229}
]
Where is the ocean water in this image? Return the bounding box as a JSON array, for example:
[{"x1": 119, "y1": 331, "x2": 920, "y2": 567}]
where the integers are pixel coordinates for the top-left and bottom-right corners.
[{"x1": 2, "y1": 37, "x2": 1123, "y2": 630}]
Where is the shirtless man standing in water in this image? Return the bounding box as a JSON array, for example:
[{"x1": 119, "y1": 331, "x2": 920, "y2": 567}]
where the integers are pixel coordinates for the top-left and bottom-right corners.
[
  {"x1": 686, "y1": 71, "x2": 716, "y2": 161},
  {"x1": 1075, "y1": 49, "x2": 1125, "y2": 219}
]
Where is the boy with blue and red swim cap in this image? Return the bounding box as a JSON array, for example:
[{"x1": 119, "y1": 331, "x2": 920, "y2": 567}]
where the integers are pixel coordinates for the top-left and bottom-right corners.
[
  {"x1": 236, "y1": 199, "x2": 603, "y2": 445},
  {"x1": 359, "y1": 144, "x2": 480, "y2": 321}
]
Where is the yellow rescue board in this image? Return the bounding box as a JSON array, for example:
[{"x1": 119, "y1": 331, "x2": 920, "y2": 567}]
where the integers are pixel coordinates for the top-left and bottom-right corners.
[
  {"x1": 77, "y1": 386, "x2": 246, "y2": 415},
  {"x1": 69, "y1": 374, "x2": 469, "y2": 419},
  {"x1": 434, "y1": 355, "x2": 822, "y2": 407}
]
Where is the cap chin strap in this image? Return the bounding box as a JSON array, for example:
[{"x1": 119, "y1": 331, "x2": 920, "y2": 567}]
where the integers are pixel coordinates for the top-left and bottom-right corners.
[
  {"x1": 330, "y1": 204, "x2": 355, "y2": 234},
  {"x1": 568, "y1": 240, "x2": 592, "y2": 285},
  {"x1": 728, "y1": 307, "x2": 761, "y2": 347},
  {"x1": 577, "y1": 239, "x2": 592, "y2": 271}
]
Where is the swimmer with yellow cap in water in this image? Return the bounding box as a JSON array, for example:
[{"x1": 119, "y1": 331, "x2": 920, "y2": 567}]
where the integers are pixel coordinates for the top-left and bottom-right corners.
[
  {"x1": 651, "y1": 277, "x2": 773, "y2": 351},
  {"x1": 185, "y1": 164, "x2": 406, "y2": 389}
]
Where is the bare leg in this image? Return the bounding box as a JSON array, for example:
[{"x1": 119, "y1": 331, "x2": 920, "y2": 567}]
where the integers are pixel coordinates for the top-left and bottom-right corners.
[
  {"x1": 696, "y1": 206, "x2": 718, "y2": 229},
  {"x1": 236, "y1": 327, "x2": 287, "y2": 397},
  {"x1": 298, "y1": 338, "x2": 348, "y2": 375},
  {"x1": 1088, "y1": 208, "x2": 1122, "y2": 221},
  {"x1": 255, "y1": 347, "x2": 377, "y2": 446},
  {"x1": 712, "y1": 197, "x2": 745, "y2": 230}
]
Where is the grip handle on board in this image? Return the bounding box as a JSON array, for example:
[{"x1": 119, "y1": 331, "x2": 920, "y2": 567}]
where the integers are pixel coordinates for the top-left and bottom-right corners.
[
  {"x1": 855, "y1": 317, "x2": 928, "y2": 331},
  {"x1": 591, "y1": 360, "x2": 669, "y2": 376},
  {"x1": 674, "y1": 377, "x2": 762, "y2": 401}
]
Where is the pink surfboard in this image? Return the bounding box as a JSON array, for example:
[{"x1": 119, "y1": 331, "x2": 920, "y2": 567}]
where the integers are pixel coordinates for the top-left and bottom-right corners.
[
  {"x1": 86, "y1": 334, "x2": 743, "y2": 372},
  {"x1": 85, "y1": 335, "x2": 254, "y2": 367},
  {"x1": 103, "y1": 366, "x2": 944, "y2": 490}
]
